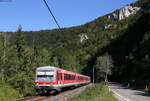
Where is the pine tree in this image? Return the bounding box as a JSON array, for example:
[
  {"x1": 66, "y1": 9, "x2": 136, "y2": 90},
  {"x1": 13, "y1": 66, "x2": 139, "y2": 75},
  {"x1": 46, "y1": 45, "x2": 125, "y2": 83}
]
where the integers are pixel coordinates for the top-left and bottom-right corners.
[
  {"x1": 14, "y1": 25, "x2": 26, "y2": 59},
  {"x1": 14, "y1": 25, "x2": 26, "y2": 72}
]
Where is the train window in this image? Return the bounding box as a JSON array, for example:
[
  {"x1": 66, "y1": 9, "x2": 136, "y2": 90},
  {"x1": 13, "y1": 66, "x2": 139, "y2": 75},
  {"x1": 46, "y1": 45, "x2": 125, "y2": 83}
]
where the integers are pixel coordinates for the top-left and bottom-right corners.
[
  {"x1": 37, "y1": 75, "x2": 53, "y2": 81},
  {"x1": 77, "y1": 76, "x2": 85, "y2": 80},
  {"x1": 60, "y1": 73, "x2": 62, "y2": 80},
  {"x1": 64, "y1": 74, "x2": 75, "y2": 80},
  {"x1": 37, "y1": 70, "x2": 54, "y2": 81},
  {"x1": 64, "y1": 74, "x2": 67, "y2": 80}
]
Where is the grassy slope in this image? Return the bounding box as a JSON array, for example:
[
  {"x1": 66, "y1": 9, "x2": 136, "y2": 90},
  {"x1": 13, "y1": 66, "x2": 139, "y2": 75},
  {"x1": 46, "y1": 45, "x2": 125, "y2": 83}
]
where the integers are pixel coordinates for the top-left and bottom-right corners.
[
  {"x1": 0, "y1": 82, "x2": 19, "y2": 101},
  {"x1": 68, "y1": 83, "x2": 117, "y2": 101}
]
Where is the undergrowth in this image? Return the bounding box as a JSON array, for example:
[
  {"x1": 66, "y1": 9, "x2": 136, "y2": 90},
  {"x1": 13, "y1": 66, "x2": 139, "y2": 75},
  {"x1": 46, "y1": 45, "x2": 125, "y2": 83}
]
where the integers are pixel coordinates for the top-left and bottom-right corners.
[
  {"x1": 68, "y1": 83, "x2": 117, "y2": 101},
  {"x1": 0, "y1": 82, "x2": 19, "y2": 101}
]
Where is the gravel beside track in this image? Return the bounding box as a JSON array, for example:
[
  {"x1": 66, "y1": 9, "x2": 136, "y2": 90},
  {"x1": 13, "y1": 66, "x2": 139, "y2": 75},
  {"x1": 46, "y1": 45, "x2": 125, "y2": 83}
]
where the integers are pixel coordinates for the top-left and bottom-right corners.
[{"x1": 16, "y1": 96, "x2": 47, "y2": 101}]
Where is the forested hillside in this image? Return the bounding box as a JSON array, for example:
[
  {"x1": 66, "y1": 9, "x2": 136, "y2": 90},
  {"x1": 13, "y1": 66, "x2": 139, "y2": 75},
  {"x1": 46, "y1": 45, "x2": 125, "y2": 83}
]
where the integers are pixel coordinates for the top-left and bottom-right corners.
[{"x1": 0, "y1": 0, "x2": 149, "y2": 98}]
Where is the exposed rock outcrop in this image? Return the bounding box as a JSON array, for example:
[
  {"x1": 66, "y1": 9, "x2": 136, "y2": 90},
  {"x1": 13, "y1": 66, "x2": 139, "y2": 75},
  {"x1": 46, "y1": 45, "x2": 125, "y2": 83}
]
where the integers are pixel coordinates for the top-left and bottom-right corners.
[
  {"x1": 104, "y1": 24, "x2": 111, "y2": 29},
  {"x1": 119, "y1": 5, "x2": 140, "y2": 20},
  {"x1": 108, "y1": 5, "x2": 140, "y2": 20},
  {"x1": 79, "y1": 34, "x2": 88, "y2": 43}
]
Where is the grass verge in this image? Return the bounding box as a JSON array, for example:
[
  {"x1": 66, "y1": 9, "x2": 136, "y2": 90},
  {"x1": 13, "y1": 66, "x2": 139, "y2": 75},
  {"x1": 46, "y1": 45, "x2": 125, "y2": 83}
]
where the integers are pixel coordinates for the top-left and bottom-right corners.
[
  {"x1": 0, "y1": 82, "x2": 19, "y2": 101},
  {"x1": 68, "y1": 83, "x2": 117, "y2": 101}
]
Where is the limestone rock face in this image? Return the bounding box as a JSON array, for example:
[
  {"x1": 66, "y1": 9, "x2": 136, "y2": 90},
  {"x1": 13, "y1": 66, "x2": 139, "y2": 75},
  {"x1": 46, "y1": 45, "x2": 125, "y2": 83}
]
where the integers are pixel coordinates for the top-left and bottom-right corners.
[
  {"x1": 79, "y1": 34, "x2": 88, "y2": 43},
  {"x1": 108, "y1": 13, "x2": 118, "y2": 20},
  {"x1": 104, "y1": 24, "x2": 111, "y2": 29},
  {"x1": 108, "y1": 5, "x2": 140, "y2": 20},
  {"x1": 119, "y1": 5, "x2": 140, "y2": 20}
]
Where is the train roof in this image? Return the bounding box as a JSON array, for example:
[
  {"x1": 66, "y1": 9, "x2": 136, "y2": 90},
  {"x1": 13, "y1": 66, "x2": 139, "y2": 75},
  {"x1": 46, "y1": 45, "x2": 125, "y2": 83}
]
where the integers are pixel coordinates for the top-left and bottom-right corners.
[
  {"x1": 36, "y1": 66, "x2": 90, "y2": 78},
  {"x1": 36, "y1": 66, "x2": 57, "y2": 71}
]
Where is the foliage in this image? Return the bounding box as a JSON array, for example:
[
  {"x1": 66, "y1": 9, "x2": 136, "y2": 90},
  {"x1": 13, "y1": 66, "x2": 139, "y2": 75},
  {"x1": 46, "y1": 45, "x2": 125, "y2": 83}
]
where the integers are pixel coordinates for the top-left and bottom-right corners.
[
  {"x1": 94, "y1": 54, "x2": 113, "y2": 82},
  {"x1": 0, "y1": 81, "x2": 19, "y2": 101},
  {"x1": 0, "y1": 26, "x2": 48, "y2": 97},
  {"x1": 7, "y1": 73, "x2": 35, "y2": 96},
  {"x1": 68, "y1": 83, "x2": 117, "y2": 101}
]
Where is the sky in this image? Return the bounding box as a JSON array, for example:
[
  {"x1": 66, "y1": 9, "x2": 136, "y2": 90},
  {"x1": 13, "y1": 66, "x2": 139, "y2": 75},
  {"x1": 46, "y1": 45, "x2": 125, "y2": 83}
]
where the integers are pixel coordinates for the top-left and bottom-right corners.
[{"x1": 0, "y1": 0, "x2": 138, "y2": 32}]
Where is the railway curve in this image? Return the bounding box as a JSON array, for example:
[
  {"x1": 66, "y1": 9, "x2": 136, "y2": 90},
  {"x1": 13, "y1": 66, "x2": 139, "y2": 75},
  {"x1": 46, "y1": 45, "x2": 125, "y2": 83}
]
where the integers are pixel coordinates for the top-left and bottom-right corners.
[{"x1": 17, "y1": 84, "x2": 92, "y2": 101}]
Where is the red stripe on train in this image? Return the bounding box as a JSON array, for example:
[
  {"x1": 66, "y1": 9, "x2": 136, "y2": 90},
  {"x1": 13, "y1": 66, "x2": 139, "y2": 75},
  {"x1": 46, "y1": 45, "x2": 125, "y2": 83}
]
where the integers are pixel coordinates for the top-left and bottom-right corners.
[{"x1": 35, "y1": 82, "x2": 57, "y2": 85}]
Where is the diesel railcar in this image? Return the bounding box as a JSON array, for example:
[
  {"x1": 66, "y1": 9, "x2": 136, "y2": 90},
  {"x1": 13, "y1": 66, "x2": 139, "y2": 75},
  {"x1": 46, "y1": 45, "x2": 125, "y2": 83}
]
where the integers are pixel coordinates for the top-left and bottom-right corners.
[{"x1": 34, "y1": 66, "x2": 90, "y2": 94}]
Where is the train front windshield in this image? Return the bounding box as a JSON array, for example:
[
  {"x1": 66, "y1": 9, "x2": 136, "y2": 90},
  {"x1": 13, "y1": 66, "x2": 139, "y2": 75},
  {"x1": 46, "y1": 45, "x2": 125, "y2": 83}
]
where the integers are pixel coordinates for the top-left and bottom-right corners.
[{"x1": 36, "y1": 70, "x2": 54, "y2": 82}]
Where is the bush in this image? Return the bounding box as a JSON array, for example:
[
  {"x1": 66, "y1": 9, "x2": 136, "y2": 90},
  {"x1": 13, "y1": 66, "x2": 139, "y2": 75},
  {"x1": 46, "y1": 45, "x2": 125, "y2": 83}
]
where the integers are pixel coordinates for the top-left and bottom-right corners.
[
  {"x1": 7, "y1": 73, "x2": 36, "y2": 97},
  {"x1": 0, "y1": 82, "x2": 19, "y2": 101}
]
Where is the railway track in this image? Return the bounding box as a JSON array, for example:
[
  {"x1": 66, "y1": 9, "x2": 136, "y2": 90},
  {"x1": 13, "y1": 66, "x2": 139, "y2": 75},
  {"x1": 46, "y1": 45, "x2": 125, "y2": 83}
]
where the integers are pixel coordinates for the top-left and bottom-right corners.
[
  {"x1": 16, "y1": 96, "x2": 48, "y2": 101},
  {"x1": 16, "y1": 84, "x2": 92, "y2": 101}
]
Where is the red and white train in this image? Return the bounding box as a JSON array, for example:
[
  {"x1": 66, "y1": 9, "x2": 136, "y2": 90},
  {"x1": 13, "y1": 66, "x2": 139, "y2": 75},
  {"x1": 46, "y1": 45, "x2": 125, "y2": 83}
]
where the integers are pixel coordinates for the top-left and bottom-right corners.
[{"x1": 34, "y1": 66, "x2": 91, "y2": 94}]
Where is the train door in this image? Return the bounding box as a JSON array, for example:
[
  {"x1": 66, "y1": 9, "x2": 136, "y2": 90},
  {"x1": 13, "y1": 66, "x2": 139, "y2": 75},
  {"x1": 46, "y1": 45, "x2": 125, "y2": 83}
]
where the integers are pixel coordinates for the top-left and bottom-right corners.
[{"x1": 57, "y1": 71, "x2": 62, "y2": 86}]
